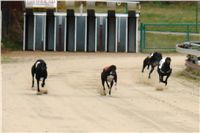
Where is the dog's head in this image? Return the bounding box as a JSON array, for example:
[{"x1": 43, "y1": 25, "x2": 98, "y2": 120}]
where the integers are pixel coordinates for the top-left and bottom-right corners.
[
  {"x1": 109, "y1": 65, "x2": 117, "y2": 71},
  {"x1": 39, "y1": 63, "x2": 47, "y2": 71},
  {"x1": 165, "y1": 57, "x2": 171, "y2": 65}
]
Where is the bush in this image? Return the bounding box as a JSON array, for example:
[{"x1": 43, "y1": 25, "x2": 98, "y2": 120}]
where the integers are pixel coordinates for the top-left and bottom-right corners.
[{"x1": 2, "y1": 39, "x2": 22, "y2": 50}]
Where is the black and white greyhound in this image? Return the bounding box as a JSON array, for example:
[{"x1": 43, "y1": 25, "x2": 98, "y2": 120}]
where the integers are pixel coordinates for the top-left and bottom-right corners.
[
  {"x1": 101, "y1": 65, "x2": 117, "y2": 95},
  {"x1": 31, "y1": 59, "x2": 48, "y2": 93},
  {"x1": 157, "y1": 57, "x2": 172, "y2": 86}
]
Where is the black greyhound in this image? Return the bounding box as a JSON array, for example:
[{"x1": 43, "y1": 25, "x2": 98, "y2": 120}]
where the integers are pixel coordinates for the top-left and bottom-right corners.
[
  {"x1": 101, "y1": 65, "x2": 117, "y2": 95},
  {"x1": 157, "y1": 57, "x2": 172, "y2": 86},
  {"x1": 31, "y1": 59, "x2": 48, "y2": 93},
  {"x1": 142, "y1": 52, "x2": 162, "y2": 78}
]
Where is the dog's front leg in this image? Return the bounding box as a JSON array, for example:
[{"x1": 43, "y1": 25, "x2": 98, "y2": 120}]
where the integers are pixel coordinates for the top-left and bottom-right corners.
[
  {"x1": 37, "y1": 79, "x2": 40, "y2": 92},
  {"x1": 42, "y1": 78, "x2": 46, "y2": 87},
  {"x1": 160, "y1": 75, "x2": 164, "y2": 83},
  {"x1": 164, "y1": 69, "x2": 172, "y2": 86},
  {"x1": 109, "y1": 81, "x2": 114, "y2": 95},
  {"x1": 159, "y1": 75, "x2": 162, "y2": 82},
  {"x1": 147, "y1": 64, "x2": 150, "y2": 70},
  {"x1": 106, "y1": 81, "x2": 110, "y2": 89},
  {"x1": 32, "y1": 77, "x2": 34, "y2": 88},
  {"x1": 101, "y1": 80, "x2": 106, "y2": 95}
]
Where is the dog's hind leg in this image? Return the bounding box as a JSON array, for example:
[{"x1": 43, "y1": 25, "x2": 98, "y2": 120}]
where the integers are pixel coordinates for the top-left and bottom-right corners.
[
  {"x1": 142, "y1": 57, "x2": 149, "y2": 72},
  {"x1": 148, "y1": 66, "x2": 154, "y2": 79},
  {"x1": 142, "y1": 63, "x2": 146, "y2": 73}
]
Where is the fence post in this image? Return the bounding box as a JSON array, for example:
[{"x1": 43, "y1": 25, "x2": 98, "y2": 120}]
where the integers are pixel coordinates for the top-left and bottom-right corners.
[
  {"x1": 125, "y1": 3, "x2": 128, "y2": 13},
  {"x1": 140, "y1": 23, "x2": 143, "y2": 52},
  {"x1": 143, "y1": 24, "x2": 146, "y2": 50},
  {"x1": 0, "y1": 1, "x2": 1, "y2": 46},
  {"x1": 186, "y1": 25, "x2": 190, "y2": 41},
  {"x1": 196, "y1": 1, "x2": 198, "y2": 33}
]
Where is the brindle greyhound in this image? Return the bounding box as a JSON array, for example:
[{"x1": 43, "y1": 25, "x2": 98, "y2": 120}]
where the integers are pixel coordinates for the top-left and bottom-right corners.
[{"x1": 142, "y1": 52, "x2": 162, "y2": 78}]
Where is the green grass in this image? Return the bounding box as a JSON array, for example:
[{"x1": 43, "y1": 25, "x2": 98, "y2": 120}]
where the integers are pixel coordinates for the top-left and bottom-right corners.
[
  {"x1": 142, "y1": 32, "x2": 200, "y2": 52},
  {"x1": 143, "y1": 24, "x2": 200, "y2": 33},
  {"x1": 190, "y1": 35, "x2": 200, "y2": 41},
  {"x1": 140, "y1": 2, "x2": 199, "y2": 24},
  {"x1": 140, "y1": 2, "x2": 200, "y2": 33},
  {"x1": 145, "y1": 33, "x2": 184, "y2": 49},
  {"x1": 2, "y1": 39, "x2": 22, "y2": 51}
]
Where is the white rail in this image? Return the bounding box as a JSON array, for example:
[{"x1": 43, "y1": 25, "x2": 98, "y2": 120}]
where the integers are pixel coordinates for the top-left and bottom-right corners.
[{"x1": 176, "y1": 42, "x2": 200, "y2": 57}]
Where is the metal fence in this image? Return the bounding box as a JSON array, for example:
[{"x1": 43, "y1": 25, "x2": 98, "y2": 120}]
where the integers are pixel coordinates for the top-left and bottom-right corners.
[{"x1": 140, "y1": 23, "x2": 200, "y2": 52}]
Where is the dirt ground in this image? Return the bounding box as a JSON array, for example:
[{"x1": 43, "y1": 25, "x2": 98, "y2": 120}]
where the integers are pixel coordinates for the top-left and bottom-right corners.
[{"x1": 1, "y1": 51, "x2": 199, "y2": 133}]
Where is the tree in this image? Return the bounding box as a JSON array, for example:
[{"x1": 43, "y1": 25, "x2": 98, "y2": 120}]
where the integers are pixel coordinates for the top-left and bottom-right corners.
[{"x1": 2, "y1": 1, "x2": 24, "y2": 49}]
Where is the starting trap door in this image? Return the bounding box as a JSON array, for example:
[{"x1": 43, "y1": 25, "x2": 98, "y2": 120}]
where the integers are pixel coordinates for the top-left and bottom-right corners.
[
  {"x1": 87, "y1": 10, "x2": 96, "y2": 52},
  {"x1": 46, "y1": 10, "x2": 55, "y2": 51},
  {"x1": 24, "y1": 10, "x2": 34, "y2": 50},
  {"x1": 55, "y1": 16, "x2": 65, "y2": 51},
  {"x1": 35, "y1": 14, "x2": 46, "y2": 51},
  {"x1": 128, "y1": 11, "x2": 137, "y2": 53},
  {"x1": 76, "y1": 16, "x2": 86, "y2": 51},
  {"x1": 107, "y1": 11, "x2": 116, "y2": 52},
  {"x1": 66, "y1": 10, "x2": 75, "y2": 51},
  {"x1": 96, "y1": 15, "x2": 107, "y2": 51},
  {"x1": 116, "y1": 15, "x2": 128, "y2": 52}
]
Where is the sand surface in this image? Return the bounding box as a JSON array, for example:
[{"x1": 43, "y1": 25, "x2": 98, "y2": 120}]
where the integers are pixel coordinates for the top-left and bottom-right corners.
[{"x1": 1, "y1": 52, "x2": 199, "y2": 132}]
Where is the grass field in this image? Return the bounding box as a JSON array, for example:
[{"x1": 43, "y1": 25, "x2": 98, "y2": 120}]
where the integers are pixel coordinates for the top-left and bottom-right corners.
[
  {"x1": 140, "y1": 2, "x2": 200, "y2": 52},
  {"x1": 140, "y1": 2, "x2": 199, "y2": 24},
  {"x1": 142, "y1": 33, "x2": 200, "y2": 52}
]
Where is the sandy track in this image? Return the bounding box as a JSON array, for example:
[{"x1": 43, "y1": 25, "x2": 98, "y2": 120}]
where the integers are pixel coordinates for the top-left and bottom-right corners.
[{"x1": 1, "y1": 52, "x2": 199, "y2": 132}]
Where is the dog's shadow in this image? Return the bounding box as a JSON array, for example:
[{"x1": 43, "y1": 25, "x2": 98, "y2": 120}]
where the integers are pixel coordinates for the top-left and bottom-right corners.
[
  {"x1": 29, "y1": 86, "x2": 48, "y2": 95},
  {"x1": 98, "y1": 86, "x2": 118, "y2": 97}
]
